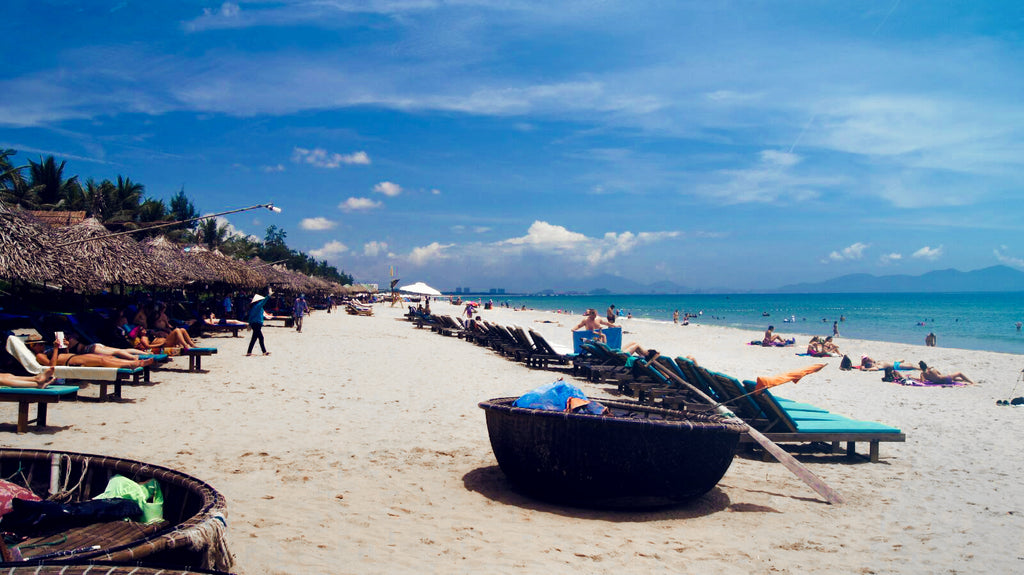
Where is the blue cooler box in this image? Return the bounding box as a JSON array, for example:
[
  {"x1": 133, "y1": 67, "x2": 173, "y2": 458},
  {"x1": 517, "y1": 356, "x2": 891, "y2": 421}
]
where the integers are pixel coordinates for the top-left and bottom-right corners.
[{"x1": 572, "y1": 326, "x2": 622, "y2": 354}]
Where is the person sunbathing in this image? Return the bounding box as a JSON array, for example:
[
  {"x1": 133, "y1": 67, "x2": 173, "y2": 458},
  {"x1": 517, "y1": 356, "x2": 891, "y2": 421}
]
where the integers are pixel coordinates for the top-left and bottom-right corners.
[
  {"x1": 129, "y1": 327, "x2": 197, "y2": 352},
  {"x1": 762, "y1": 326, "x2": 785, "y2": 346},
  {"x1": 0, "y1": 367, "x2": 55, "y2": 389},
  {"x1": 26, "y1": 336, "x2": 153, "y2": 369},
  {"x1": 821, "y1": 336, "x2": 841, "y2": 355},
  {"x1": 860, "y1": 356, "x2": 916, "y2": 371},
  {"x1": 65, "y1": 332, "x2": 151, "y2": 360},
  {"x1": 806, "y1": 336, "x2": 824, "y2": 355},
  {"x1": 918, "y1": 361, "x2": 975, "y2": 385},
  {"x1": 203, "y1": 313, "x2": 247, "y2": 327}
]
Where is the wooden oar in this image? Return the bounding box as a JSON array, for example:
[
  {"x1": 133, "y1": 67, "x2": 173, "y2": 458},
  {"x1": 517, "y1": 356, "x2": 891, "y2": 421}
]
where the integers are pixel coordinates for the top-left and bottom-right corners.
[{"x1": 641, "y1": 357, "x2": 845, "y2": 505}]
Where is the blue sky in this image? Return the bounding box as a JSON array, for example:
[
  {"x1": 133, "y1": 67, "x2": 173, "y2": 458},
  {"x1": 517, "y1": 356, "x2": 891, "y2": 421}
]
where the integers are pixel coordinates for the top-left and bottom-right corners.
[{"x1": 2, "y1": 1, "x2": 1023, "y2": 292}]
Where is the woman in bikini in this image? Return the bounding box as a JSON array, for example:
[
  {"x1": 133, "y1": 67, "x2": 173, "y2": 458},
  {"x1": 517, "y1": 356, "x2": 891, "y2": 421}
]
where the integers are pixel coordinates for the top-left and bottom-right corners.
[{"x1": 26, "y1": 336, "x2": 153, "y2": 369}]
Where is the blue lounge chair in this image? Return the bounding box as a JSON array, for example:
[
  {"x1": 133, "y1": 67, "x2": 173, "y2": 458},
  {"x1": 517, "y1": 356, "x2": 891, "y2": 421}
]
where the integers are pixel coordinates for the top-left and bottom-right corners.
[{"x1": 0, "y1": 385, "x2": 78, "y2": 433}]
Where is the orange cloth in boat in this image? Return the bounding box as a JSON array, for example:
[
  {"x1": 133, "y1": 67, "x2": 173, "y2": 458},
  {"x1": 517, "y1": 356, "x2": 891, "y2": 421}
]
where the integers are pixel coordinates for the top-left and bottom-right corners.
[{"x1": 755, "y1": 363, "x2": 827, "y2": 392}]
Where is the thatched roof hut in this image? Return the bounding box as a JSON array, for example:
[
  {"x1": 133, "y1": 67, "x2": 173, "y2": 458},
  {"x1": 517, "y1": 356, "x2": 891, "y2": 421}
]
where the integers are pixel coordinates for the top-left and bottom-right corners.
[
  {"x1": 51, "y1": 218, "x2": 175, "y2": 289},
  {"x1": 0, "y1": 204, "x2": 93, "y2": 290}
]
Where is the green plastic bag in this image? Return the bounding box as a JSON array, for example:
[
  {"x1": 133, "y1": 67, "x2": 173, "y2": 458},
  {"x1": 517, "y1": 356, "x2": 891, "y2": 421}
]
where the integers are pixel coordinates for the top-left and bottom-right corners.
[{"x1": 94, "y1": 475, "x2": 164, "y2": 524}]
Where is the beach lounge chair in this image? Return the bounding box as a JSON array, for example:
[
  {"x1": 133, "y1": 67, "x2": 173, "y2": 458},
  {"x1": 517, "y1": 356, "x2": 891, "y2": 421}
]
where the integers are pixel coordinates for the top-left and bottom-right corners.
[
  {"x1": 738, "y1": 380, "x2": 905, "y2": 462},
  {"x1": 181, "y1": 347, "x2": 218, "y2": 372},
  {"x1": 4, "y1": 334, "x2": 142, "y2": 401},
  {"x1": 0, "y1": 385, "x2": 79, "y2": 433},
  {"x1": 526, "y1": 329, "x2": 574, "y2": 370}
]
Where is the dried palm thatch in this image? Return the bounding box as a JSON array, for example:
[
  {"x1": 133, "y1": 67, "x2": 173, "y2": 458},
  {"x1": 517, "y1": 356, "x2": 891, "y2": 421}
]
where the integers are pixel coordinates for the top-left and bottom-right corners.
[
  {"x1": 0, "y1": 204, "x2": 94, "y2": 291},
  {"x1": 50, "y1": 218, "x2": 175, "y2": 289},
  {"x1": 141, "y1": 236, "x2": 210, "y2": 287},
  {"x1": 186, "y1": 247, "x2": 266, "y2": 289}
]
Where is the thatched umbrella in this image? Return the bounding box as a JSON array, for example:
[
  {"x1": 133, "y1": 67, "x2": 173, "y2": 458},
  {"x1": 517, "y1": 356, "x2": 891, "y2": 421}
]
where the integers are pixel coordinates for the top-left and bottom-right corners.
[
  {"x1": 0, "y1": 204, "x2": 93, "y2": 290},
  {"x1": 49, "y1": 217, "x2": 174, "y2": 289},
  {"x1": 142, "y1": 236, "x2": 209, "y2": 287},
  {"x1": 187, "y1": 247, "x2": 266, "y2": 290}
]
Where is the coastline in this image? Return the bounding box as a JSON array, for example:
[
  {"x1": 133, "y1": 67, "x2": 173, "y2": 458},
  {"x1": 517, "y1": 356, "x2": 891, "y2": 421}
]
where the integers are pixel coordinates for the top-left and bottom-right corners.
[{"x1": 7, "y1": 300, "x2": 1024, "y2": 574}]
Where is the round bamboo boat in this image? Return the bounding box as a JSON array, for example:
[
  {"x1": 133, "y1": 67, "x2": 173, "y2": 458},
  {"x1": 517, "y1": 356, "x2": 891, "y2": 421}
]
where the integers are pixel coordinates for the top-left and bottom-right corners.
[
  {"x1": 0, "y1": 562, "x2": 232, "y2": 574},
  {"x1": 0, "y1": 449, "x2": 231, "y2": 571},
  {"x1": 479, "y1": 397, "x2": 746, "y2": 507}
]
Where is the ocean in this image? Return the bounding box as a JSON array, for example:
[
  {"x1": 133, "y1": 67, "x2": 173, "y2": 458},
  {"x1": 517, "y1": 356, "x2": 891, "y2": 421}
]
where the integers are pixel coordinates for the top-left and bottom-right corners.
[{"x1": 481, "y1": 292, "x2": 1024, "y2": 355}]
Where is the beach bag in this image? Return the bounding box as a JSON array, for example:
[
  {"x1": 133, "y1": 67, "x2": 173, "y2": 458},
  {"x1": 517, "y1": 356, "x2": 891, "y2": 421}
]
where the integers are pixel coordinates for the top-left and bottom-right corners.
[{"x1": 839, "y1": 355, "x2": 853, "y2": 371}]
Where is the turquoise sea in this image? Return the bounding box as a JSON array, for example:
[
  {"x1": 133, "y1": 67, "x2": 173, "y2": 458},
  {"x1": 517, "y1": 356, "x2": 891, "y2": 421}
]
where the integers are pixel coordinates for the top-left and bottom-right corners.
[{"x1": 487, "y1": 292, "x2": 1024, "y2": 355}]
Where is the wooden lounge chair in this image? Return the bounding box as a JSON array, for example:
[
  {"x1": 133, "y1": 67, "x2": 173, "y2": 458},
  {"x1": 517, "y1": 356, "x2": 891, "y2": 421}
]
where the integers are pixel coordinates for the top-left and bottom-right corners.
[
  {"x1": 526, "y1": 329, "x2": 574, "y2": 370},
  {"x1": 0, "y1": 385, "x2": 78, "y2": 433},
  {"x1": 738, "y1": 380, "x2": 905, "y2": 462},
  {"x1": 4, "y1": 334, "x2": 143, "y2": 401}
]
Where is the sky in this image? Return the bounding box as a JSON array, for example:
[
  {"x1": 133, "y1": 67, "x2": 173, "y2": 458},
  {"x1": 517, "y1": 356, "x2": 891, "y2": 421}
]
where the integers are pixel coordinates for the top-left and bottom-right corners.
[{"x1": 2, "y1": 1, "x2": 1023, "y2": 292}]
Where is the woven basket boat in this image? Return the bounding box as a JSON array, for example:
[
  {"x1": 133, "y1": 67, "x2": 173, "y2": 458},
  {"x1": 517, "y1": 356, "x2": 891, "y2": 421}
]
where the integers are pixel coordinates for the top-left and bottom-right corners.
[
  {"x1": 479, "y1": 397, "x2": 746, "y2": 507},
  {"x1": 0, "y1": 562, "x2": 232, "y2": 574},
  {"x1": 0, "y1": 449, "x2": 231, "y2": 571}
]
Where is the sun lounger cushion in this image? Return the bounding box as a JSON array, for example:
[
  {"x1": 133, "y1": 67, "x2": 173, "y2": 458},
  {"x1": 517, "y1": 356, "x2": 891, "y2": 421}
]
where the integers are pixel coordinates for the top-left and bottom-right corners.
[
  {"x1": 0, "y1": 385, "x2": 78, "y2": 397},
  {"x1": 185, "y1": 347, "x2": 218, "y2": 353},
  {"x1": 740, "y1": 381, "x2": 901, "y2": 433}
]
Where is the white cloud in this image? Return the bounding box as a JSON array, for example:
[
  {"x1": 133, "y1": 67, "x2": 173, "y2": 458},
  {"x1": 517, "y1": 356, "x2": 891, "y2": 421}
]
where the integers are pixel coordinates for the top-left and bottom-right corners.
[
  {"x1": 495, "y1": 221, "x2": 679, "y2": 265},
  {"x1": 364, "y1": 241, "x2": 388, "y2": 257},
  {"x1": 261, "y1": 164, "x2": 285, "y2": 173},
  {"x1": 699, "y1": 149, "x2": 839, "y2": 204},
  {"x1": 373, "y1": 181, "x2": 402, "y2": 196},
  {"x1": 309, "y1": 240, "x2": 348, "y2": 259},
  {"x1": 912, "y1": 245, "x2": 944, "y2": 260},
  {"x1": 879, "y1": 252, "x2": 902, "y2": 264},
  {"x1": 408, "y1": 242, "x2": 453, "y2": 265},
  {"x1": 431, "y1": 188, "x2": 441, "y2": 195},
  {"x1": 300, "y1": 217, "x2": 337, "y2": 231},
  {"x1": 473, "y1": 226, "x2": 491, "y2": 233},
  {"x1": 293, "y1": 147, "x2": 371, "y2": 168},
  {"x1": 827, "y1": 242, "x2": 869, "y2": 262},
  {"x1": 339, "y1": 197, "x2": 381, "y2": 211},
  {"x1": 994, "y1": 247, "x2": 1024, "y2": 269}
]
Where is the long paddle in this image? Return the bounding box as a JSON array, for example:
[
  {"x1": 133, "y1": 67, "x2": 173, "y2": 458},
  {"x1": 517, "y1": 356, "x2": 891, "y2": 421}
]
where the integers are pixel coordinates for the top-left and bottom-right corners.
[{"x1": 640, "y1": 357, "x2": 845, "y2": 505}]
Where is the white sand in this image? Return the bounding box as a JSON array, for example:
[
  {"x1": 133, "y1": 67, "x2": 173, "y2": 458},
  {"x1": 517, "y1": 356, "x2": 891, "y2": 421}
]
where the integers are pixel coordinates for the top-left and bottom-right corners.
[{"x1": 9, "y1": 301, "x2": 1024, "y2": 574}]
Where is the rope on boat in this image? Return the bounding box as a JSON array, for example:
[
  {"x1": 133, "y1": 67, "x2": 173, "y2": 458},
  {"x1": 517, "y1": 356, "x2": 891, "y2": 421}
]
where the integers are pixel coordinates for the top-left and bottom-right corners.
[
  {"x1": 181, "y1": 510, "x2": 234, "y2": 571},
  {"x1": 46, "y1": 454, "x2": 88, "y2": 503}
]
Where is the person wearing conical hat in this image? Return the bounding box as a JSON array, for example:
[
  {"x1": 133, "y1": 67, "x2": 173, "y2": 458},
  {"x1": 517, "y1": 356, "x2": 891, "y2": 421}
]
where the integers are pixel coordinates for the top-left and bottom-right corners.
[{"x1": 246, "y1": 294, "x2": 270, "y2": 356}]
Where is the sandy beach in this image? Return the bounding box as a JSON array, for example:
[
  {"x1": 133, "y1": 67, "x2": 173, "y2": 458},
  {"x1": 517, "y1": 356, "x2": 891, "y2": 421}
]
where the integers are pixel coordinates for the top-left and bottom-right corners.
[{"x1": 7, "y1": 301, "x2": 1024, "y2": 574}]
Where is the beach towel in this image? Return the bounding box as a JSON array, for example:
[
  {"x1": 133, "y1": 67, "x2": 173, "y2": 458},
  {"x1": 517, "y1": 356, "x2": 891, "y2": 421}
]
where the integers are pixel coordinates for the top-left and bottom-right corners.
[
  {"x1": 891, "y1": 377, "x2": 966, "y2": 388},
  {"x1": 751, "y1": 338, "x2": 796, "y2": 347},
  {"x1": 755, "y1": 363, "x2": 827, "y2": 392},
  {"x1": 5, "y1": 335, "x2": 119, "y2": 381}
]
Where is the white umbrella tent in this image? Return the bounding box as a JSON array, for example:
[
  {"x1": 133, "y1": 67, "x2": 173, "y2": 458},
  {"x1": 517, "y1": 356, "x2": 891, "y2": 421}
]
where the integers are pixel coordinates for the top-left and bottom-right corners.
[{"x1": 398, "y1": 282, "x2": 443, "y2": 296}]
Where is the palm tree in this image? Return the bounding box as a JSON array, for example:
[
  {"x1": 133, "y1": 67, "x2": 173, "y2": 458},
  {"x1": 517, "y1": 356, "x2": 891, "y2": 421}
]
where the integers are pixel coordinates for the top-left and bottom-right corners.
[
  {"x1": 0, "y1": 149, "x2": 32, "y2": 207},
  {"x1": 197, "y1": 217, "x2": 230, "y2": 250},
  {"x1": 104, "y1": 175, "x2": 144, "y2": 226},
  {"x1": 28, "y1": 156, "x2": 80, "y2": 209}
]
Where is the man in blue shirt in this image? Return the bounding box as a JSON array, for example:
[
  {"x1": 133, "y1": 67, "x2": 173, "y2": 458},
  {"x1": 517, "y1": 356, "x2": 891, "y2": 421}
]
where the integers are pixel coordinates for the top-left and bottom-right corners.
[{"x1": 293, "y1": 294, "x2": 310, "y2": 333}]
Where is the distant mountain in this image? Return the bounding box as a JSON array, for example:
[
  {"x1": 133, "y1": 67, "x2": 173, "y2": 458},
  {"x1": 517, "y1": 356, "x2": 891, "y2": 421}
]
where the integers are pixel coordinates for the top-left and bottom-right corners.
[{"x1": 772, "y1": 265, "x2": 1024, "y2": 293}]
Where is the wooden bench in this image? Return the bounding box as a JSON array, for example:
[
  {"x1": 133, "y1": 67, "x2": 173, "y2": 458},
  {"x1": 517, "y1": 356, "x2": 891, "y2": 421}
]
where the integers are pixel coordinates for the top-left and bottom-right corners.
[
  {"x1": 201, "y1": 323, "x2": 242, "y2": 337},
  {"x1": 0, "y1": 386, "x2": 79, "y2": 433}
]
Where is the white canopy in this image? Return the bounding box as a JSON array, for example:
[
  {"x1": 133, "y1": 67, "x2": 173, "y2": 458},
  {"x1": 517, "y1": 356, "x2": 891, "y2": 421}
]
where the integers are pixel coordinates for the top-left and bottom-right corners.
[{"x1": 398, "y1": 281, "x2": 442, "y2": 296}]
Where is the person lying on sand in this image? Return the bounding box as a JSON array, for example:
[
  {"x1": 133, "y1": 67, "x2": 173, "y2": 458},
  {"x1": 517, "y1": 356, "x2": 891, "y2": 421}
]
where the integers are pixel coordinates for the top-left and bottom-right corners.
[
  {"x1": 918, "y1": 361, "x2": 975, "y2": 385},
  {"x1": 203, "y1": 313, "x2": 247, "y2": 327},
  {"x1": 860, "y1": 356, "x2": 917, "y2": 371},
  {"x1": 0, "y1": 367, "x2": 55, "y2": 389},
  {"x1": 26, "y1": 335, "x2": 154, "y2": 369}
]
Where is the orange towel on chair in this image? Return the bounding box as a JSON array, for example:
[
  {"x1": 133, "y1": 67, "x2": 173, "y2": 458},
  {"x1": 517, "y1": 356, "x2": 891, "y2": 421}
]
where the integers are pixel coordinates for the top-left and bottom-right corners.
[{"x1": 755, "y1": 363, "x2": 827, "y2": 392}]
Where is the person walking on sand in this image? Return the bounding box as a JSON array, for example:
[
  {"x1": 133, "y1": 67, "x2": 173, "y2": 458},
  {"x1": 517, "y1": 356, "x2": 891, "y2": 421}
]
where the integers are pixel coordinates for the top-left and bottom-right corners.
[
  {"x1": 606, "y1": 305, "x2": 617, "y2": 324},
  {"x1": 925, "y1": 332, "x2": 937, "y2": 347},
  {"x1": 673, "y1": 310, "x2": 679, "y2": 324},
  {"x1": 833, "y1": 321, "x2": 840, "y2": 337},
  {"x1": 246, "y1": 294, "x2": 270, "y2": 356},
  {"x1": 293, "y1": 294, "x2": 309, "y2": 333}
]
